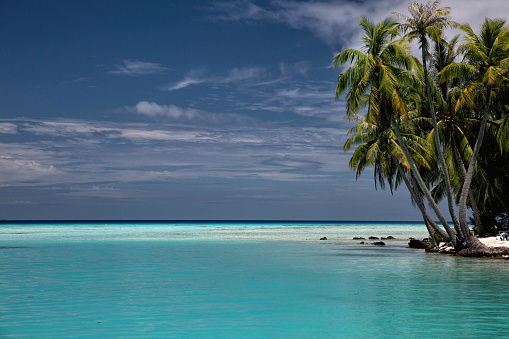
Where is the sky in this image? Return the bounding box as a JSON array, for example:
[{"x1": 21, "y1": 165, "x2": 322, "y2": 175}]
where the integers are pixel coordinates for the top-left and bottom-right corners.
[{"x1": 0, "y1": 0, "x2": 507, "y2": 221}]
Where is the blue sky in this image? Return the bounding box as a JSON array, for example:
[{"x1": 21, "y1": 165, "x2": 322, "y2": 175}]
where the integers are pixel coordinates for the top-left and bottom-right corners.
[{"x1": 0, "y1": 0, "x2": 506, "y2": 220}]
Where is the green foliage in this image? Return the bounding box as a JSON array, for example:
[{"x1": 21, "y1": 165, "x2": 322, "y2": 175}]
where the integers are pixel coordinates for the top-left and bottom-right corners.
[{"x1": 335, "y1": 2, "x2": 509, "y2": 240}]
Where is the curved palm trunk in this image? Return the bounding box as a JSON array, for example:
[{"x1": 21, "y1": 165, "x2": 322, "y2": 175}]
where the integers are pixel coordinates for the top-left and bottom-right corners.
[
  {"x1": 455, "y1": 146, "x2": 485, "y2": 235},
  {"x1": 458, "y1": 89, "x2": 492, "y2": 250},
  {"x1": 469, "y1": 189, "x2": 484, "y2": 235},
  {"x1": 421, "y1": 47, "x2": 464, "y2": 240},
  {"x1": 411, "y1": 178, "x2": 452, "y2": 242},
  {"x1": 390, "y1": 115, "x2": 457, "y2": 246},
  {"x1": 396, "y1": 162, "x2": 450, "y2": 241}
]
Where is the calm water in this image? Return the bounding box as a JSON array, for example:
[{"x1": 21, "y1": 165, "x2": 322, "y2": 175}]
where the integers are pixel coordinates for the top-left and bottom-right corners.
[{"x1": 1, "y1": 221, "x2": 509, "y2": 338}]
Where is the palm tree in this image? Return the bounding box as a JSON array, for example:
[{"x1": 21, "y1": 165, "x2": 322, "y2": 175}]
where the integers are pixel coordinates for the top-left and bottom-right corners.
[
  {"x1": 429, "y1": 36, "x2": 486, "y2": 235},
  {"x1": 344, "y1": 112, "x2": 450, "y2": 241},
  {"x1": 334, "y1": 16, "x2": 457, "y2": 243},
  {"x1": 440, "y1": 18, "x2": 509, "y2": 250},
  {"x1": 393, "y1": 1, "x2": 463, "y2": 239}
]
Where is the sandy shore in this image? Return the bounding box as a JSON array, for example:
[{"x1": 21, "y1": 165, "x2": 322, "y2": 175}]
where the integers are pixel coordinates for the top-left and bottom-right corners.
[{"x1": 480, "y1": 237, "x2": 509, "y2": 248}]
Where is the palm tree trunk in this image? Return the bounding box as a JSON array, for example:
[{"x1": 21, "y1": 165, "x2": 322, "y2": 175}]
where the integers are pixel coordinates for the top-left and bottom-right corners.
[
  {"x1": 390, "y1": 115, "x2": 457, "y2": 245},
  {"x1": 421, "y1": 48, "x2": 464, "y2": 240},
  {"x1": 395, "y1": 161, "x2": 450, "y2": 241},
  {"x1": 454, "y1": 146, "x2": 485, "y2": 235},
  {"x1": 411, "y1": 177, "x2": 452, "y2": 242},
  {"x1": 458, "y1": 89, "x2": 491, "y2": 250}
]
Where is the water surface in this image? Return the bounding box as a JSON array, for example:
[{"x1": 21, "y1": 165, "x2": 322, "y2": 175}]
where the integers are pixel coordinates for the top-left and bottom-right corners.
[{"x1": 1, "y1": 221, "x2": 508, "y2": 338}]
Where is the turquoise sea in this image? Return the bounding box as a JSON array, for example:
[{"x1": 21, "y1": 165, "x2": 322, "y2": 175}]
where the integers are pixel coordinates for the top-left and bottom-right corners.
[{"x1": 2, "y1": 221, "x2": 509, "y2": 338}]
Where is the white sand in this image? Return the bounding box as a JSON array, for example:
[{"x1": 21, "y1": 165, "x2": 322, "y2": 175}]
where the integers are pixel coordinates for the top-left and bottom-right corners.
[{"x1": 480, "y1": 237, "x2": 509, "y2": 248}]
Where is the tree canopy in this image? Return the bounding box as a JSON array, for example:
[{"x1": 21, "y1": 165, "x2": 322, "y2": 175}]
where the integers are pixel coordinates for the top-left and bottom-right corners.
[{"x1": 335, "y1": 0, "x2": 509, "y2": 256}]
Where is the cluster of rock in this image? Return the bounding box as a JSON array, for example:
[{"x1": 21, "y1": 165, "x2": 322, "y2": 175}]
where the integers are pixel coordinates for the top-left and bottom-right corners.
[
  {"x1": 318, "y1": 235, "x2": 397, "y2": 246},
  {"x1": 425, "y1": 243, "x2": 456, "y2": 254},
  {"x1": 407, "y1": 238, "x2": 456, "y2": 252},
  {"x1": 352, "y1": 236, "x2": 396, "y2": 246},
  {"x1": 407, "y1": 237, "x2": 509, "y2": 257}
]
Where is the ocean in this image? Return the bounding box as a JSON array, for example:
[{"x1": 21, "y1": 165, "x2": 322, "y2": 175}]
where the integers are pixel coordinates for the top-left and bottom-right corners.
[{"x1": 1, "y1": 221, "x2": 509, "y2": 338}]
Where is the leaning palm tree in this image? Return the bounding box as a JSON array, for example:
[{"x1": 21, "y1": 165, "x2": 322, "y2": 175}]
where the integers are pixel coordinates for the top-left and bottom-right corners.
[
  {"x1": 344, "y1": 111, "x2": 450, "y2": 241},
  {"x1": 393, "y1": 1, "x2": 462, "y2": 238},
  {"x1": 429, "y1": 36, "x2": 485, "y2": 235},
  {"x1": 334, "y1": 16, "x2": 457, "y2": 243},
  {"x1": 440, "y1": 18, "x2": 509, "y2": 251}
]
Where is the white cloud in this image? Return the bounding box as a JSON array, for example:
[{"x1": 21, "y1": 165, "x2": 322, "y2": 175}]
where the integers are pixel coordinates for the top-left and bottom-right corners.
[
  {"x1": 210, "y1": 0, "x2": 509, "y2": 48},
  {"x1": 109, "y1": 60, "x2": 169, "y2": 76},
  {"x1": 162, "y1": 66, "x2": 267, "y2": 91},
  {"x1": 0, "y1": 117, "x2": 355, "y2": 216},
  {"x1": 162, "y1": 68, "x2": 207, "y2": 91},
  {"x1": 0, "y1": 123, "x2": 18, "y2": 134},
  {"x1": 128, "y1": 101, "x2": 199, "y2": 119},
  {"x1": 0, "y1": 153, "x2": 59, "y2": 185},
  {"x1": 120, "y1": 129, "x2": 212, "y2": 142},
  {"x1": 23, "y1": 119, "x2": 214, "y2": 142},
  {"x1": 210, "y1": 0, "x2": 404, "y2": 45}
]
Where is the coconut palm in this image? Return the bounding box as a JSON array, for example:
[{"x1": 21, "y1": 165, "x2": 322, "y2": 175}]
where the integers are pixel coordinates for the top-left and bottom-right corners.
[
  {"x1": 440, "y1": 18, "x2": 509, "y2": 250},
  {"x1": 334, "y1": 16, "x2": 457, "y2": 243},
  {"x1": 393, "y1": 1, "x2": 462, "y2": 238},
  {"x1": 427, "y1": 36, "x2": 486, "y2": 235},
  {"x1": 344, "y1": 112, "x2": 450, "y2": 241}
]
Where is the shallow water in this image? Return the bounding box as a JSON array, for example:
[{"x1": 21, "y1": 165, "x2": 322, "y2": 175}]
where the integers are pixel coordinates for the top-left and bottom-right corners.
[{"x1": 1, "y1": 221, "x2": 509, "y2": 338}]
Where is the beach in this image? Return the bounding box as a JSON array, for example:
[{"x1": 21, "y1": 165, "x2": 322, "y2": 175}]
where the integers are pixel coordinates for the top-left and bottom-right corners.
[{"x1": 480, "y1": 236, "x2": 509, "y2": 248}]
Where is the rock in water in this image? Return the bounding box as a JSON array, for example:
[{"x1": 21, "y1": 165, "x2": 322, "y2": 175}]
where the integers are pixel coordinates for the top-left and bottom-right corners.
[{"x1": 408, "y1": 239, "x2": 426, "y2": 249}]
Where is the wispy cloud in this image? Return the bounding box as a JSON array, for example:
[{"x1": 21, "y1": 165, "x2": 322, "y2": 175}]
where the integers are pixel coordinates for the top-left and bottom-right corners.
[
  {"x1": 162, "y1": 66, "x2": 267, "y2": 91},
  {"x1": 159, "y1": 62, "x2": 339, "y2": 120},
  {"x1": 0, "y1": 117, "x2": 356, "y2": 219},
  {"x1": 262, "y1": 156, "x2": 323, "y2": 173},
  {"x1": 0, "y1": 146, "x2": 61, "y2": 185},
  {"x1": 162, "y1": 68, "x2": 208, "y2": 91},
  {"x1": 209, "y1": 0, "x2": 279, "y2": 22},
  {"x1": 5, "y1": 118, "x2": 348, "y2": 182},
  {"x1": 109, "y1": 60, "x2": 169, "y2": 76},
  {"x1": 208, "y1": 0, "x2": 402, "y2": 46},
  {"x1": 127, "y1": 101, "x2": 199, "y2": 120},
  {"x1": 123, "y1": 101, "x2": 260, "y2": 126},
  {"x1": 208, "y1": 0, "x2": 509, "y2": 48},
  {"x1": 0, "y1": 123, "x2": 18, "y2": 134},
  {"x1": 221, "y1": 66, "x2": 266, "y2": 83}
]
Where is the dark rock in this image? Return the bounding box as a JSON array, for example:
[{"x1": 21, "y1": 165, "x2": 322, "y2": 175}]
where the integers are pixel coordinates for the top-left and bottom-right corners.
[
  {"x1": 373, "y1": 241, "x2": 386, "y2": 246},
  {"x1": 320, "y1": 237, "x2": 327, "y2": 240},
  {"x1": 458, "y1": 246, "x2": 509, "y2": 257},
  {"x1": 408, "y1": 239, "x2": 426, "y2": 249},
  {"x1": 353, "y1": 237, "x2": 365, "y2": 240},
  {"x1": 369, "y1": 236, "x2": 379, "y2": 240}
]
